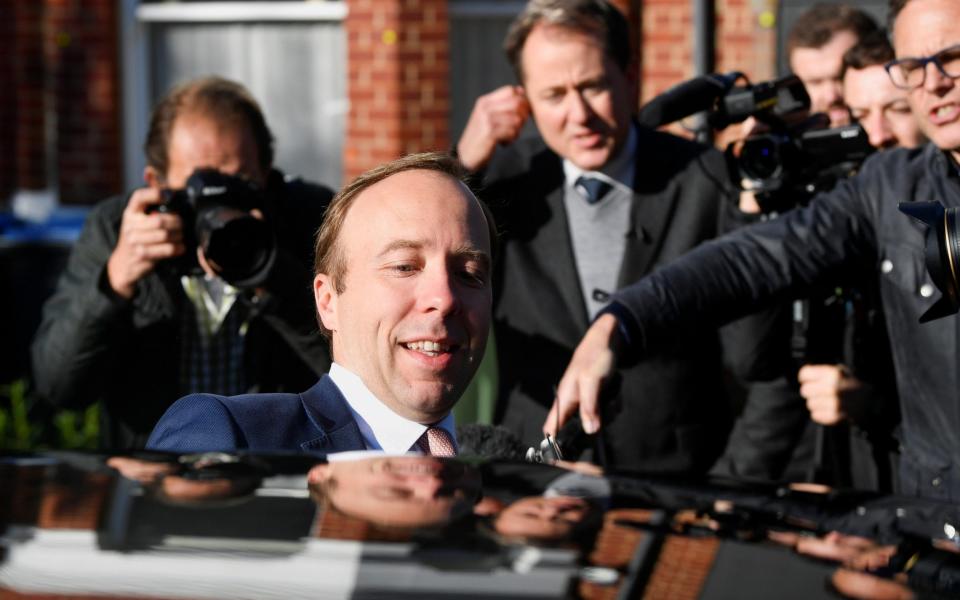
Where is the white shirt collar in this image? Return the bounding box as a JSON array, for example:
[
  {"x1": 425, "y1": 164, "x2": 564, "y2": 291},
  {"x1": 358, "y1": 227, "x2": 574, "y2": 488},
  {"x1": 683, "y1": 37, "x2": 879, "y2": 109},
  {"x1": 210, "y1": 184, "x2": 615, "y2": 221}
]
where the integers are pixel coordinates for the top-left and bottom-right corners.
[
  {"x1": 328, "y1": 362, "x2": 457, "y2": 454},
  {"x1": 563, "y1": 123, "x2": 638, "y2": 195}
]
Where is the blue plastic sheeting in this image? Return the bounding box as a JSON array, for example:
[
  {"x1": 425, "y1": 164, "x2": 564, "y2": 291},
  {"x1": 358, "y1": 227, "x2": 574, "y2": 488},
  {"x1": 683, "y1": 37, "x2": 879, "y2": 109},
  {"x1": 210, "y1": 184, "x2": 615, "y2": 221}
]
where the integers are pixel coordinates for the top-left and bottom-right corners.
[{"x1": 0, "y1": 207, "x2": 90, "y2": 244}]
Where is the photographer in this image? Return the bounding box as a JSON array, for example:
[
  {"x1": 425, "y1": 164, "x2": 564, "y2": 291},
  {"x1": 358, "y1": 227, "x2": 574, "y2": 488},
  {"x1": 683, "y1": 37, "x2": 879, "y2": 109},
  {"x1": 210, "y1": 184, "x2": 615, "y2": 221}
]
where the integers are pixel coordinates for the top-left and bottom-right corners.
[
  {"x1": 843, "y1": 30, "x2": 927, "y2": 150},
  {"x1": 717, "y1": 37, "x2": 920, "y2": 491},
  {"x1": 787, "y1": 3, "x2": 880, "y2": 127},
  {"x1": 31, "y1": 77, "x2": 334, "y2": 449},
  {"x1": 548, "y1": 0, "x2": 960, "y2": 501}
]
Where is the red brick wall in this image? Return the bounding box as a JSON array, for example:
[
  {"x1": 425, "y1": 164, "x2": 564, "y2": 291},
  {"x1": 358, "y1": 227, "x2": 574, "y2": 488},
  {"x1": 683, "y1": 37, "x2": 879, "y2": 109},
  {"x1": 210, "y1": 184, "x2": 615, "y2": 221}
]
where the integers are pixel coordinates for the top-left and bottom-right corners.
[
  {"x1": 46, "y1": 0, "x2": 122, "y2": 205},
  {"x1": 5, "y1": 0, "x2": 775, "y2": 201},
  {"x1": 2, "y1": 0, "x2": 121, "y2": 208},
  {"x1": 639, "y1": 0, "x2": 777, "y2": 123},
  {"x1": 6, "y1": 1, "x2": 48, "y2": 200},
  {"x1": 344, "y1": 0, "x2": 451, "y2": 183},
  {"x1": 716, "y1": 0, "x2": 777, "y2": 82},
  {"x1": 640, "y1": 0, "x2": 693, "y2": 103}
]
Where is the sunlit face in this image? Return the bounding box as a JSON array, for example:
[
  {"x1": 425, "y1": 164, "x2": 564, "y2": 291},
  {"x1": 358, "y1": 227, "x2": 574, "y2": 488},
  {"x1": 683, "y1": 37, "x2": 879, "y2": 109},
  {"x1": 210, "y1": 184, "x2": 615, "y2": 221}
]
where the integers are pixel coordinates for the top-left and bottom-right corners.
[
  {"x1": 790, "y1": 30, "x2": 859, "y2": 126},
  {"x1": 307, "y1": 457, "x2": 481, "y2": 527},
  {"x1": 494, "y1": 496, "x2": 591, "y2": 541},
  {"x1": 520, "y1": 24, "x2": 634, "y2": 171},
  {"x1": 152, "y1": 112, "x2": 266, "y2": 189},
  {"x1": 893, "y1": 0, "x2": 960, "y2": 157},
  {"x1": 844, "y1": 64, "x2": 927, "y2": 149},
  {"x1": 314, "y1": 170, "x2": 492, "y2": 424}
]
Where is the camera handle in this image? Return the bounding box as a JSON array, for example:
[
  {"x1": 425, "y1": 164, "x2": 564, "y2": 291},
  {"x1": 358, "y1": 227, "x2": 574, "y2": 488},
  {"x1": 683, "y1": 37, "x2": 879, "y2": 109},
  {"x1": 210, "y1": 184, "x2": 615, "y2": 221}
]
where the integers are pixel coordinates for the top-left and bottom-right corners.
[{"x1": 791, "y1": 290, "x2": 853, "y2": 485}]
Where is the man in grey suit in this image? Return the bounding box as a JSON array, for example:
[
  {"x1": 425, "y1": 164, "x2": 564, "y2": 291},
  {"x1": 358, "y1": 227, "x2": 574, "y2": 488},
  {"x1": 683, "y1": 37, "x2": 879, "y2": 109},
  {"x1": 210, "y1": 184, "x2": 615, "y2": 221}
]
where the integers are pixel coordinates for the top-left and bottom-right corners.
[{"x1": 457, "y1": 0, "x2": 740, "y2": 472}]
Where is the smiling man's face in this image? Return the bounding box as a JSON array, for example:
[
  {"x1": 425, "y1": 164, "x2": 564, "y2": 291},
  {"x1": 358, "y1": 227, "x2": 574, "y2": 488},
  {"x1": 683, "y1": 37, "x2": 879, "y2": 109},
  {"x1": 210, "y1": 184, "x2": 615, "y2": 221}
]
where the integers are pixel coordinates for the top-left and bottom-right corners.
[
  {"x1": 308, "y1": 457, "x2": 481, "y2": 528},
  {"x1": 314, "y1": 169, "x2": 492, "y2": 424}
]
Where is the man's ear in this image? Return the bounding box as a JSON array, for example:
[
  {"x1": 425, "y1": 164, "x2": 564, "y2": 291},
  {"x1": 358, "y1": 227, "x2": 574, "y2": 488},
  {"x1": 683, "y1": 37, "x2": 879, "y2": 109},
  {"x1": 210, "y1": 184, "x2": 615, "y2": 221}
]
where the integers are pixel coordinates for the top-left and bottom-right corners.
[
  {"x1": 314, "y1": 273, "x2": 339, "y2": 333},
  {"x1": 307, "y1": 463, "x2": 332, "y2": 485},
  {"x1": 144, "y1": 166, "x2": 163, "y2": 190}
]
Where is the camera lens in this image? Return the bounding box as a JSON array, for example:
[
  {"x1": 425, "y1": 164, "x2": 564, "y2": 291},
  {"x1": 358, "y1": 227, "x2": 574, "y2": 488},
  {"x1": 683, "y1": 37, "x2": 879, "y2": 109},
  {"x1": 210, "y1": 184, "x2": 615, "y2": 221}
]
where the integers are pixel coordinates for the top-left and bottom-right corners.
[
  {"x1": 898, "y1": 201, "x2": 960, "y2": 321},
  {"x1": 197, "y1": 207, "x2": 276, "y2": 287},
  {"x1": 739, "y1": 135, "x2": 783, "y2": 182}
]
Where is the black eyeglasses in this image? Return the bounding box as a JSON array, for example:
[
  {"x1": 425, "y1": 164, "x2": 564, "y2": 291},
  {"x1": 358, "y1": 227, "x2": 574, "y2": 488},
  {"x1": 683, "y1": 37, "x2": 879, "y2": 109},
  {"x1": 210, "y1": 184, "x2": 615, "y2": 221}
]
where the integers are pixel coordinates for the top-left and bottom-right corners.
[{"x1": 885, "y1": 44, "x2": 960, "y2": 90}]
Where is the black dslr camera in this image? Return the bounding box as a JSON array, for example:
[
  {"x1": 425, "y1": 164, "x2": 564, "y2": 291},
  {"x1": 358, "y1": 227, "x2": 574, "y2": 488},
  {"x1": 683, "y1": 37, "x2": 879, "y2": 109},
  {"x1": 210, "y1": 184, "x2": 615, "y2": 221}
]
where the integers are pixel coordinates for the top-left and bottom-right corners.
[{"x1": 151, "y1": 168, "x2": 276, "y2": 288}]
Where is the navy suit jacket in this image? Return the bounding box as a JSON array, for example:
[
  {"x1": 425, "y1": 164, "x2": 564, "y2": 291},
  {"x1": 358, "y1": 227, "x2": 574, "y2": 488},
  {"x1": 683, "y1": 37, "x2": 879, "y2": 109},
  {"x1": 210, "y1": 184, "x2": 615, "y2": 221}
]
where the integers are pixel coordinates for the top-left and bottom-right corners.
[{"x1": 146, "y1": 376, "x2": 366, "y2": 454}]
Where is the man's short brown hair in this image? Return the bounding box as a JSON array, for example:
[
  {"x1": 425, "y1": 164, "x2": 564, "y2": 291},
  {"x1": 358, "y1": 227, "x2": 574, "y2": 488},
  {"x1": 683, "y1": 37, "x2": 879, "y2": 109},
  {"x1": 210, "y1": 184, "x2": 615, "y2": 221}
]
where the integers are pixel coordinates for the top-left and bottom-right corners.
[
  {"x1": 503, "y1": 0, "x2": 631, "y2": 83},
  {"x1": 786, "y1": 3, "x2": 880, "y2": 56},
  {"x1": 841, "y1": 30, "x2": 895, "y2": 79},
  {"x1": 144, "y1": 76, "x2": 275, "y2": 179},
  {"x1": 313, "y1": 152, "x2": 496, "y2": 338}
]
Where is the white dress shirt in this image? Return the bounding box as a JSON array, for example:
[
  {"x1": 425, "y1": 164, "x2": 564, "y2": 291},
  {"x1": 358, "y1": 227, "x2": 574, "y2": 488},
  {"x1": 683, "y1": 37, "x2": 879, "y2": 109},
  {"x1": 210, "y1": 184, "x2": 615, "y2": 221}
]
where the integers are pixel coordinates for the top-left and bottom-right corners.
[{"x1": 327, "y1": 362, "x2": 457, "y2": 454}]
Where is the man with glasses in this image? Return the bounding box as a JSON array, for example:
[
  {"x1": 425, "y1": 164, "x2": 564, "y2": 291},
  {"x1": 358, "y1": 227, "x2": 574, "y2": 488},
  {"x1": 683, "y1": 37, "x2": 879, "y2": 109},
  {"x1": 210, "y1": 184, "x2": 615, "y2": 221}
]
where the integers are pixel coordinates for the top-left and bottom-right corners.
[{"x1": 546, "y1": 0, "x2": 960, "y2": 501}]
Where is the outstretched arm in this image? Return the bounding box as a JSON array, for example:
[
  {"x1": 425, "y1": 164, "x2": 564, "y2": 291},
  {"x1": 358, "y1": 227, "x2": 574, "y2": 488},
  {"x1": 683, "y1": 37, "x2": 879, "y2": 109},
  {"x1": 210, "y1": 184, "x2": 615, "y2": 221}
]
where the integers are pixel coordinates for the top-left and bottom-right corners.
[
  {"x1": 545, "y1": 313, "x2": 622, "y2": 436},
  {"x1": 542, "y1": 170, "x2": 877, "y2": 437}
]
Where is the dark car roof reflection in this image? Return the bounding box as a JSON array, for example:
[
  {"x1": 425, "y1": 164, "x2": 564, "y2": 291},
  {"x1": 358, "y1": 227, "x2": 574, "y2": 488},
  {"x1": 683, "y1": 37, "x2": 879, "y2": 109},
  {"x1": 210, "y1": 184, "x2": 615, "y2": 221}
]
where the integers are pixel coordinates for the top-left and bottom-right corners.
[{"x1": 1, "y1": 451, "x2": 958, "y2": 599}]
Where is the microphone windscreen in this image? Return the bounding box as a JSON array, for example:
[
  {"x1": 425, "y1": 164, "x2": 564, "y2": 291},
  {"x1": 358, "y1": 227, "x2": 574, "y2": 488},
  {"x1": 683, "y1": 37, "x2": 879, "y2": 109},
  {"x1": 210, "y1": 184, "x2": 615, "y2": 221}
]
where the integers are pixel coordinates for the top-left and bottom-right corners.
[{"x1": 456, "y1": 424, "x2": 527, "y2": 461}]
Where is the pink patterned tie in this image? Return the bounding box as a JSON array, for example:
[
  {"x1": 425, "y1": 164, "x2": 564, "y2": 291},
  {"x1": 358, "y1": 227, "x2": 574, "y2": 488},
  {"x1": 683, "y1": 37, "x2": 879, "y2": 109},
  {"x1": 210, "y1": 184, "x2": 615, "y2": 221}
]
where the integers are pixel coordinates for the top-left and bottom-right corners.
[{"x1": 415, "y1": 426, "x2": 457, "y2": 457}]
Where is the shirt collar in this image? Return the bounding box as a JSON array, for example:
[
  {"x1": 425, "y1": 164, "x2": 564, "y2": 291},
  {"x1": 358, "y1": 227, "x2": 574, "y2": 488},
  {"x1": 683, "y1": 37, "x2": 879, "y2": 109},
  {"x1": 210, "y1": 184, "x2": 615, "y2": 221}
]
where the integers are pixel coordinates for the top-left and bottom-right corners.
[
  {"x1": 563, "y1": 123, "x2": 637, "y2": 194},
  {"x1": 328, "y1": 362, "x2": 457, "y2": 454}
]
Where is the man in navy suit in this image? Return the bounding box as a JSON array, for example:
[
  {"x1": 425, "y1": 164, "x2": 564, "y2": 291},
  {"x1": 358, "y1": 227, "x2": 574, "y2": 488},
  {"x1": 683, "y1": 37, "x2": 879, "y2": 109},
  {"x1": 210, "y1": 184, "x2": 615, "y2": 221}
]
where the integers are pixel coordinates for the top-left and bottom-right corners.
[{"x1": 147, "y1": 152, "x2": 495, "y2": 455}]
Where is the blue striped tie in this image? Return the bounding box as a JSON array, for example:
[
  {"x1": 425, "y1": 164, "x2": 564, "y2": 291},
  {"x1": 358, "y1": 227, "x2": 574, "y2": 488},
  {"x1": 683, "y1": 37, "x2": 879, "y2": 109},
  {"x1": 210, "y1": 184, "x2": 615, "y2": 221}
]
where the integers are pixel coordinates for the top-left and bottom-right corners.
[{"x1": 576, "y1": 175, "x2": 612, "y2": 204}]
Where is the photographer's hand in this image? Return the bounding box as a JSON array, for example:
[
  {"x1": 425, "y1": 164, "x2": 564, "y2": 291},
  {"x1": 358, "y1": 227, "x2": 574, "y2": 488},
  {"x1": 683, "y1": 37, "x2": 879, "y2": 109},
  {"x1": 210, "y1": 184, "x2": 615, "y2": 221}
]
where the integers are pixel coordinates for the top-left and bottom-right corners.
[
  {"x1": 457, "y1": 85, "x2": 530, "y2": 172},
  {"x1": 106, "y1": 187, "x2": 185, "y2": 299},
  {"x1": 544, "y1": 313, "x2": 622, "y2": 437},
  {"x1": 799, "y1": 364, "x2": 869, "y2": 426}
]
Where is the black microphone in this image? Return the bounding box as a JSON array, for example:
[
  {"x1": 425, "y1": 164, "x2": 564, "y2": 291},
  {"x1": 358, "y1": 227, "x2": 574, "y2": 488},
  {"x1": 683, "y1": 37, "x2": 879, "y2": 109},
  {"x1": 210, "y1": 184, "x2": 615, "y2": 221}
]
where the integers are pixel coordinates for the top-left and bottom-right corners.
[{"x1": 637, "y1": 72, "x2": 742, "y2": 129}]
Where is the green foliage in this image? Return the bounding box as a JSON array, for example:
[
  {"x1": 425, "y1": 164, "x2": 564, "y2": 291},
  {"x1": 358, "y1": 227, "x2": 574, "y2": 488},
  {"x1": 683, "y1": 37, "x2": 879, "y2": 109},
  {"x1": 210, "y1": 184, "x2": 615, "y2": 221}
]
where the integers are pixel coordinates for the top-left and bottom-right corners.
[{"x1": 0, "y1": 379, "x2": 100, "y2": 450}]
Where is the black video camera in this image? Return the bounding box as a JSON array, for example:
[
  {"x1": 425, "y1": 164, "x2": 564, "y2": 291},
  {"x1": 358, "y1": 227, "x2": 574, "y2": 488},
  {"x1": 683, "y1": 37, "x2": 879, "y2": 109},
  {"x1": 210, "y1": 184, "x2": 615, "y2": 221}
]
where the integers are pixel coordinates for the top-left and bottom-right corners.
[
  {"x1": 737, "y1": 123, "x2": 874, "y2": 213},
  {"x1": 151, "y1": 169, "x2": 276, "y2": 288},
  {"x1": 638, "y1": 72, "x2": 875, "y2": 213},
  {"x1": 637, "y1": 72, "x2": 808, "y2": 131}
]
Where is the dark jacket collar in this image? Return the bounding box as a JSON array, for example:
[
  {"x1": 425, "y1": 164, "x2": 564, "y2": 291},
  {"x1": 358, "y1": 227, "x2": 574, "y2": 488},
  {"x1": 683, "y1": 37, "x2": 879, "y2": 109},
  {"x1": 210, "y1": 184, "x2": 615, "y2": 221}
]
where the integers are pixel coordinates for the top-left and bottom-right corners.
[{"x1": 297, "y1": 376, "x2": 366, "y2": 453}]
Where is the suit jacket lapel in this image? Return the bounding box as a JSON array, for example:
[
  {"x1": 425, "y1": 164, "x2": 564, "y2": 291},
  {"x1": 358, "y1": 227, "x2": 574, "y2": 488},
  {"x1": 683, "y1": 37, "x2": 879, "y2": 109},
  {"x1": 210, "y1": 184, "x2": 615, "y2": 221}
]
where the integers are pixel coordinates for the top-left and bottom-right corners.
[
  {"x1": 617, "y1": 128, "x2": 681, "y2": 287},
  {"x1": 541, "y1": 179, "x2": 591, "y2": 332},
  {"x1": 298, "y1": 376, "x2": 365, "y2": 453}
]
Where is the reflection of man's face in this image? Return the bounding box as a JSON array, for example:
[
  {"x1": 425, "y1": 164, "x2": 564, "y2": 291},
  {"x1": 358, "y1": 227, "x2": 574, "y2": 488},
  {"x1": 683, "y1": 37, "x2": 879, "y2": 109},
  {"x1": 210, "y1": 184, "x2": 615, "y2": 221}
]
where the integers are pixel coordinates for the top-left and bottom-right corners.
[
  {"x1": 521, "y1": 24, "x2": 634, "y2": 172},
  {"x1": 107, "y1": 456, "x2": 177, "y2": 484},
  {"x1": 790, "y1": 30, "x2": 859, "y2": 126},
  {"x1": 494, "y1": 496, "x2": 590, "y2": 541},
  {"x1": 308, "y1": 456, "x2": 481, "y2": 528},
  {"x1": 844, "y1": 65, "x2": 926, "y2": 149},
  {"x1": 158, "y1": 476, "x2": 246, "y2": 503},
  {"x1": 314, "y1": 170, "x2": 492, "y2": 424}
]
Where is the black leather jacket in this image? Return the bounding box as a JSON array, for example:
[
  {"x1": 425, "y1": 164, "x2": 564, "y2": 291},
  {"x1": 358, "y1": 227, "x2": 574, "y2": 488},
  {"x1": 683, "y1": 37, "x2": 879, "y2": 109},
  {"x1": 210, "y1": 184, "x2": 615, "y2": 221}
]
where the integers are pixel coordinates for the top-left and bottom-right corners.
[
  {"x1": 31, "y1": 170, "x2": 333, "y2": 449},
  {"x1": 610, "y1": 143, "x2": 960, "y2": 501}
]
